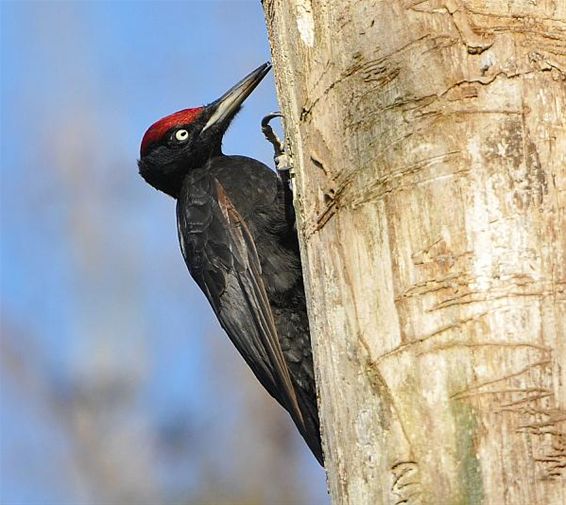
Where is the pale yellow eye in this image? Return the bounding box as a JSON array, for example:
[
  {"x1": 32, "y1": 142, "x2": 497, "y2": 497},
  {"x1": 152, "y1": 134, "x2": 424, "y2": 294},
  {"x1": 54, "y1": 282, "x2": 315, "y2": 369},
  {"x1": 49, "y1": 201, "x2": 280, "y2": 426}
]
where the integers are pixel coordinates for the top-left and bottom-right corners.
[{"x1": 175, "y1": 129, "x2": 189, "y2": 141}]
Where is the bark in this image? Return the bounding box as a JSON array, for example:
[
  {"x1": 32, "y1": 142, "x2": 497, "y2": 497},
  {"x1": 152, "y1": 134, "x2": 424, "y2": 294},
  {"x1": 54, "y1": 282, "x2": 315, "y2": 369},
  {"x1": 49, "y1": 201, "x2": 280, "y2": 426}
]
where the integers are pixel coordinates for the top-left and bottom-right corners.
[{"x1": 262, "y1": 1, "x2": 566, "y2": 504}]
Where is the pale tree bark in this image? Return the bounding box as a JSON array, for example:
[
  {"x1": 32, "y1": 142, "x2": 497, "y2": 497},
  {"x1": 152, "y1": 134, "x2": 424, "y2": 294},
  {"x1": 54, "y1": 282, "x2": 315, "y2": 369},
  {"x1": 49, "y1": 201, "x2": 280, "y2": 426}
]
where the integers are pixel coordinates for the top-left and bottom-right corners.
[{"x1": 262, "y1": 1, "x2": 566, "y2": 504}]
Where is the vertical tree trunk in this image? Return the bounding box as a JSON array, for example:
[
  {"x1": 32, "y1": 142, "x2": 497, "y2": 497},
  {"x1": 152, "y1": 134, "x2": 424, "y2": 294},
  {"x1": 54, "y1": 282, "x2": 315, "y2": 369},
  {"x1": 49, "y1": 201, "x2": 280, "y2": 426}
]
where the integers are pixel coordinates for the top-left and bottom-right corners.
[{"x1": 262, "y1": 1, "x2": 565, "y2": 504}]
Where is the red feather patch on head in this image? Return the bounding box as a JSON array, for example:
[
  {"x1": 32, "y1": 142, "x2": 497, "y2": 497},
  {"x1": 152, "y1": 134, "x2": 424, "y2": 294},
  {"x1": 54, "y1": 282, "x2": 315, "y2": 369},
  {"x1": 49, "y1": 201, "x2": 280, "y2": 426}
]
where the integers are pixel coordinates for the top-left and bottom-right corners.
[{"x1": 140, "y1": 107, "x2": 204, "y2": 156}]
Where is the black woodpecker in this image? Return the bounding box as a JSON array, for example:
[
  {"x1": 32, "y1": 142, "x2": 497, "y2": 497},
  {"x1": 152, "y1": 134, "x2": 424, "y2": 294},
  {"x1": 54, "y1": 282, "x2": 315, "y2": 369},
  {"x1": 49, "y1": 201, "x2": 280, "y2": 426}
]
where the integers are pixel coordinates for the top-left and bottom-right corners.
[{"x1": 138, "y1": 63, "x2": 323, "y2": 465}]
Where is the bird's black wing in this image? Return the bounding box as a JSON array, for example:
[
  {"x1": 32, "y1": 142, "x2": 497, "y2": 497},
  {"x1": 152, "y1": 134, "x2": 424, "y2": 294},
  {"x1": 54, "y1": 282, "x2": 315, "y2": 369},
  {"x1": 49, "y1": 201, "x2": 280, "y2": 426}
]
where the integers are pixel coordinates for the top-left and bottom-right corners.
[{"x1": 176, "y1": 174, "x2": 305, "y2": 432}]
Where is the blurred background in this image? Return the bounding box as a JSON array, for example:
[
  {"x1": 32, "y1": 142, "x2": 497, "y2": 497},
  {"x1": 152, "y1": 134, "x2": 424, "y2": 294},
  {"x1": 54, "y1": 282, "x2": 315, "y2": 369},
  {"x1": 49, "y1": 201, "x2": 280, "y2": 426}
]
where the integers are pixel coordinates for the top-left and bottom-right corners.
[{"x1": 0, "y1": 1, "x2": 328, "y2": 504}]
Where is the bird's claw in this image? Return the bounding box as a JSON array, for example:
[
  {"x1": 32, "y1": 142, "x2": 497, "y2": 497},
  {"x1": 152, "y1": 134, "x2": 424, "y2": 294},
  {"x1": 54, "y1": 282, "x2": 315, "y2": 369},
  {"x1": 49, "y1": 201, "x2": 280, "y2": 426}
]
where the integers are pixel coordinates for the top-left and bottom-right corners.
[{"x1": 261, "y1": 112, "x2": 293, "y2": 178}]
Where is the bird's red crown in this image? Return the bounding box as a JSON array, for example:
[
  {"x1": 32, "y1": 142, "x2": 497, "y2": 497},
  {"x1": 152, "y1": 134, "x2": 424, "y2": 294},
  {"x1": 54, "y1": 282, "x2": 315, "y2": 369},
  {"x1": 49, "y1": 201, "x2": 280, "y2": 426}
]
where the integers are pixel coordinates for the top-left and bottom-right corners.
[{"x1": 140, "y1": 107, "x2": 204, "y2": 157}]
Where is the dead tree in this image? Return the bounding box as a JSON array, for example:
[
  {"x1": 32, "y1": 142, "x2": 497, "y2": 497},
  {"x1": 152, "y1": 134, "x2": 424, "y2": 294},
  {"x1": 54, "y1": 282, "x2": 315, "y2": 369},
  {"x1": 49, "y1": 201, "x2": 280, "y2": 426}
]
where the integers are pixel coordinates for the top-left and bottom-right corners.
[{"x1": 263, "y1": 1, "x2": 566, "y2": 503}]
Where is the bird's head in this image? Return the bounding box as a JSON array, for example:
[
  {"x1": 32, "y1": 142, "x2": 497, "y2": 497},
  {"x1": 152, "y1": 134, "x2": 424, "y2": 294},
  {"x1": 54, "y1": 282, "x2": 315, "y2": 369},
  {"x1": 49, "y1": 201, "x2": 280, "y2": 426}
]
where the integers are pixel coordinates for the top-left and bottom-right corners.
[{"x1": 138, "y1": 62, "x2": 271, "y2": 198}]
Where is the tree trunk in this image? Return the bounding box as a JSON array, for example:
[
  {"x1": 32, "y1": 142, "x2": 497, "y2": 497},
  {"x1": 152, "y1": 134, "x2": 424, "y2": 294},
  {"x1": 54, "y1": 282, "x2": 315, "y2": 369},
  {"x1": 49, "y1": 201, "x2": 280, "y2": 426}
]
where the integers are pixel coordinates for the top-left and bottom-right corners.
[{"x1": 262, "y1": 1, "x2": 566, "y2": 504}]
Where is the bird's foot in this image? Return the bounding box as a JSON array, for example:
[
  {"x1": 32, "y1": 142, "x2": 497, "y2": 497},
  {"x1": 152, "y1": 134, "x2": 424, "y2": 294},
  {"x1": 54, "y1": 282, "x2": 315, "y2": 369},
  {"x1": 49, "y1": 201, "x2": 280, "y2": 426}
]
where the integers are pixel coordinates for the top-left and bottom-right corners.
[
  {"x1": 261, "y1": 113, "x2": 293, "y2": 179},
  {"x1": 262, "y1": 113, "x2": 296, "y2": 228}
]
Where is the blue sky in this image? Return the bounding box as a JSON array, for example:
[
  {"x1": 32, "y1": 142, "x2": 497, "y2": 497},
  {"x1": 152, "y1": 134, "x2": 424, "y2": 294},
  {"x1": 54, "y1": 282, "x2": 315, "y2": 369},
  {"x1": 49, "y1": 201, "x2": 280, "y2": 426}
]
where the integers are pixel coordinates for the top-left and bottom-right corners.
[{"x1": 1, "y1": 2, "x2": 327, "y2": 504}]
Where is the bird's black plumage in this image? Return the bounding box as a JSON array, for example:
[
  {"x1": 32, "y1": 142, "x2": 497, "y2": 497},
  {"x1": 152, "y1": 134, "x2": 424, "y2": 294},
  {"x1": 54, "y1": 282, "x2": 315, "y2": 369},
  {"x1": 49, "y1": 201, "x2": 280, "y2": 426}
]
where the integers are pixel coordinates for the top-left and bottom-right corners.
[
  {"x1": 177, "y1": 156, "x2": 321, "y2": 463},
  {"x1": 138, "y1": 63, "x2": 322, "y2": 464}
]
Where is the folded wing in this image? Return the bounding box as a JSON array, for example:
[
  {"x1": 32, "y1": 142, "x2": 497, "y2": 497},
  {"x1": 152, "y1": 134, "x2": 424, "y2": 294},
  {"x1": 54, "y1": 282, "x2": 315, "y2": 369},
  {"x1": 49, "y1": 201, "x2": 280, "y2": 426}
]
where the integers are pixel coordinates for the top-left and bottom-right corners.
[{"x1": 176, "y1": 176, "x2": 305, "y2": 433}]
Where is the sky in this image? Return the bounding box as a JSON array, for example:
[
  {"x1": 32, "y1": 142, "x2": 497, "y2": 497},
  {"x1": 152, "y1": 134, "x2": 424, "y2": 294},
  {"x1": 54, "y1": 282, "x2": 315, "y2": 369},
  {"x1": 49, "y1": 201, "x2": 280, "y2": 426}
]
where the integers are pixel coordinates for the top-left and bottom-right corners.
[{"x1": 0, "y1": 2, "x2": 328, "y2": 504}]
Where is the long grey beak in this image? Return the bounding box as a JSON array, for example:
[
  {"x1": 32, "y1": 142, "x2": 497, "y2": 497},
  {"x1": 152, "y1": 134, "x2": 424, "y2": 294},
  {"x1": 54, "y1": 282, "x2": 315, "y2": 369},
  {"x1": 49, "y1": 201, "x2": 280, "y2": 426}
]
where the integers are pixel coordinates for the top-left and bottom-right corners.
[{"x1": 201, "y1": 62, "x2": 272, "y2": 133}]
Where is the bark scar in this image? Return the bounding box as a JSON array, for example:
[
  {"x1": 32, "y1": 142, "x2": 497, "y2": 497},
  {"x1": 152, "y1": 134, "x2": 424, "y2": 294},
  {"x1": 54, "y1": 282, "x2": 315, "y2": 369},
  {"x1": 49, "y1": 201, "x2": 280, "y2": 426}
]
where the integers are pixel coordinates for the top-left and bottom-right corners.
[
  {"x1": 444, "y1": 0, "x2": 494, "y2": 54},
  {"x1": 406, "y1": 0, "x2": 494, "y2": 53}
]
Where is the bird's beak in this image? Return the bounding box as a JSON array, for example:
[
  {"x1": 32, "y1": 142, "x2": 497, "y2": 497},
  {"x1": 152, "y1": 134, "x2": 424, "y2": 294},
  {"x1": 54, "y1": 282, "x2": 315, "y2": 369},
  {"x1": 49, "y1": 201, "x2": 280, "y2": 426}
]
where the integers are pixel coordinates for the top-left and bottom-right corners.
[{"x1": 201, "y1": 62, "x2": 272, "y2": 133}]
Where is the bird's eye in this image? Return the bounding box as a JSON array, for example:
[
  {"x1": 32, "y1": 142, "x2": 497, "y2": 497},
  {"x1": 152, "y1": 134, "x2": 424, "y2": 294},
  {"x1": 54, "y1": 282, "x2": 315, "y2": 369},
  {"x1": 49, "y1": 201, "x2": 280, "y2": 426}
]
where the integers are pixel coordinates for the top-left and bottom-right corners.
[{"x1": 175, "y1": 129, "x2": 189, "y2": 142}]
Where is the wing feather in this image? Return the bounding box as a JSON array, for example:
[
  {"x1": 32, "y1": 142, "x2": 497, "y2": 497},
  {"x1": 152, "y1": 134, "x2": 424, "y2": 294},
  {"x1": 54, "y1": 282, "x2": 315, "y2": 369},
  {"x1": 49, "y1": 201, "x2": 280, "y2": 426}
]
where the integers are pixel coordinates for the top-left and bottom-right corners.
[{"x1": 177, "y1": 176, "x2": 304, "y2": 430}]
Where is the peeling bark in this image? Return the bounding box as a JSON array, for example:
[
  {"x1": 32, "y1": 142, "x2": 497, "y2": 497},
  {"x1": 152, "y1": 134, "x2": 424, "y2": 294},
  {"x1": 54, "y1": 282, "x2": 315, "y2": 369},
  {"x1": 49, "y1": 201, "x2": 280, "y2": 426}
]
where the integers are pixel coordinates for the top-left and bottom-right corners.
[{"x1": 263, "y1": 1, "x2": 565, "y2": 504}]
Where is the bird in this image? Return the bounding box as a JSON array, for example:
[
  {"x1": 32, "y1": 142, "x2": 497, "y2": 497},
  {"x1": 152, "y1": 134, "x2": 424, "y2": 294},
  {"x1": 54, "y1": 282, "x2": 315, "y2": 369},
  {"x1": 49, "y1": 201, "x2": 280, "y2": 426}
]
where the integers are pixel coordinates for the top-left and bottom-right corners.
[{"x1": 138, "y1": 62, "x2": 323, "y2": 465}]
